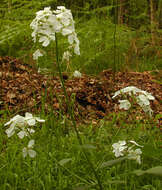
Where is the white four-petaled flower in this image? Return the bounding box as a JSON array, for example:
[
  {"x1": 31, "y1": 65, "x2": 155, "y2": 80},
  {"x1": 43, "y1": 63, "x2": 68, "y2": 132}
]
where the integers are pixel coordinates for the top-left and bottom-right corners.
[
  {"x1": 112, "y1": 86, "x2": 155, "y2": 116},
  {"x1": 62, "y1": 51, "x2": 72, "y2": 62},
  {"x1": 112, "y1": 140, "x2": 127, "y2": 157},
  {"x1": 33, "y1": 49, "x2": 43, "y2": 60},
  {"x1": 73, "y1": 70, "x2": 82, "y2": 78},
  {"x1": 5, "y1": 115, "x2": 26, "y2": 137},
  {"x1": 127, "y1": 148, "x2": 142, "y2": 164},
  {"x1": 119, "y1": 100, "x2": 131, "y2": 110},
  {"x1": 22, "y1": 139, "x2": 36, "y2": 158}
]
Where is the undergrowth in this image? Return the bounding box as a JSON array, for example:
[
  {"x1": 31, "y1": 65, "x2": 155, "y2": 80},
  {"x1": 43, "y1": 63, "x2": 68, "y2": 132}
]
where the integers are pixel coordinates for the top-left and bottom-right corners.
[
  {"x1": 0, "y1": 16, "x2": 161, "y2": 74},
  {"x1": 0, "y1": 110, "x2": 162, "y2": 190}
]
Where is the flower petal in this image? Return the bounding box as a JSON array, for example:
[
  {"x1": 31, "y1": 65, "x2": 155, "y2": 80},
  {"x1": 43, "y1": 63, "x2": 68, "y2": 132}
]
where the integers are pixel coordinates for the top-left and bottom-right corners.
[
  {"x1": 22, "y1": 147, "x2": 28, "y2": 157},
  {"x1": 17, "y1": 130, "x2": 27, "y2": 139},
  {"x1": 28, "y1": 139, "x2": 35, "y2": 148},
  {"x1": 28, "y1": 149, "x2": 37, "y2": 158}
]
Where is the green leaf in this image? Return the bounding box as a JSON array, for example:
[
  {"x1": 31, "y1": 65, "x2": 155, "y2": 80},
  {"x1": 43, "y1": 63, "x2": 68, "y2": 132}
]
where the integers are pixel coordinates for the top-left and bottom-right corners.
[
  {"x1": 106, "y1": 180, "x2": 125, "y2": 184},
  {"x1": 100, "y1": 157, "x2": 127, "y2": 168},
  {"x1": 146, "y1": 166, "x2": 162, "y2": 176},
  {"x1": 133, "y1": 166, "x2": 162, "y2": 176},
  {"x1": 77, "y1": 144, "x2": 96, "y2": 150},
  {"x1": 133, "y1": 169, "x2": 146, "y2": 176},
  {"x1": 82, "y1": 144, "x2": 96, "y2": 149},
  {"x1": 58, "y1": 158, "x2": 72, "y2": 166},
  {"x1": 73, "y1": 185, "x2": 90, "y2": 190}
]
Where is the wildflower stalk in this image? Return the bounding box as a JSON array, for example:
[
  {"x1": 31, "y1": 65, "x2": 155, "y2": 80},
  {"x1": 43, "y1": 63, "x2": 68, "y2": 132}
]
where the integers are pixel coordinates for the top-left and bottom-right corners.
[
  {"x1": 113, "y1": 0, "x2": 117, "y2": 81},
  {"x1": 55, "y1": 33, "x2": 103, "y2": 190}
]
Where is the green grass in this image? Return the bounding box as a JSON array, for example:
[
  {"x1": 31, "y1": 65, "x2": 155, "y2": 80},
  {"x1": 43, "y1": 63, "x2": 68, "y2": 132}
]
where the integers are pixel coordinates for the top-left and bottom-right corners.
[{"x1": 0, "y1": 109, "x2": 162, "y2": 190}]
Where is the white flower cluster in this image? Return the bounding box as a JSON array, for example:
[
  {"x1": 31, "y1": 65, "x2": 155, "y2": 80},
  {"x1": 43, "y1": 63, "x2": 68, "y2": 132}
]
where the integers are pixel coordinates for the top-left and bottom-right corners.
[
  {"x1": 30, "y1": 6, "x2": 80, "y2": 60},
  {"x1": 112, "y1": 140, "x2": 143, "y2": 164},
  {"x1": 112, "y1": 86, "x2": 155, "y2": 116},
  {"x1": 73, "y1": 70, "x2": 82, "y2": 78},
  {"x1": 5, "y1": 112, "x2": 45, "y2": 158}
]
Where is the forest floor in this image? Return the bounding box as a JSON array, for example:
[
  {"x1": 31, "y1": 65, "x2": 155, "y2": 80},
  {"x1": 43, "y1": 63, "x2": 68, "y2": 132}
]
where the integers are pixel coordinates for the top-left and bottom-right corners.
[{"x1": 0, "y1": 56, "x2": 161, "y2": 126}]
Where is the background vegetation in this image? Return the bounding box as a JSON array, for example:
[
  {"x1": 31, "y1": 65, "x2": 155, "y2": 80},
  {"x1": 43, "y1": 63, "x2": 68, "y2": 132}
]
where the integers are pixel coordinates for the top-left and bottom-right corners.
[{"x1": 0, "y1": 0, "x2": 161, "y2": 74}]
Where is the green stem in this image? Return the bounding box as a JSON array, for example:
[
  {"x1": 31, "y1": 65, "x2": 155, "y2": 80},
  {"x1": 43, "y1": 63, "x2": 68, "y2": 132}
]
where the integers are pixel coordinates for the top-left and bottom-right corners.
[
  {"x1": 113, "y1": 0, "x2": 117, "y2": 81},
  {"x1": 55, "y1": 33, "x2": 103, "y2": 190}
]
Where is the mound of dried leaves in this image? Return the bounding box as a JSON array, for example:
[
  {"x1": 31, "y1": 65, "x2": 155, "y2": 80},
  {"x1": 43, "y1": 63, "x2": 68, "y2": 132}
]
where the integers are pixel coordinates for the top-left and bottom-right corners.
[{"x1": 0, "y1": 56, "x2": 161, "y2": 124}]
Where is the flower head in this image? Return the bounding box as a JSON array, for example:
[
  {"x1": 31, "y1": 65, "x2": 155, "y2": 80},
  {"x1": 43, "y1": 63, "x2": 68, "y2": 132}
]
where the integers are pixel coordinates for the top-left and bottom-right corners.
[
  {"x1": 22, "y1": 139, "x2": 36, "y2": 158},
  {"x1": 62, "y1": 51, "x2": 72, "y2": 62},
  {"x1": 24, "y1": 112, "x2": 45, "y2": 126},
  {"x1": 5, "y1": 113, "x2": 45, "y2": 138},
  {"x1": 17, "y1": 128, "x2": 35, "y2": 139},
  {"x1": 33, "y1": 49, "x2": 43, "y2": 60},
  {"x1": 5, "y1": 115, "x2": 26, "y2": 137},
  {"x1": 127, "y1": 148, "x2": 142, "y2": 164},
  {"x1": 119, "y1": 100, "x2": 131, "y2": 110},
  {"x1": 112, "y1": 86, "x2": 155, "y2": 116},
  {"x1": 112, "y1": 86, "x2": 142, "y2": 99},
  {"x1": 112, "y1": 140, "x2": 127, "y2": 157},
  {"x1": 30, "y1": 6, "x2": 80, "y2": 57},
  {"x1": 73, "y1": 70, "x2": 82, "y2": 78}
]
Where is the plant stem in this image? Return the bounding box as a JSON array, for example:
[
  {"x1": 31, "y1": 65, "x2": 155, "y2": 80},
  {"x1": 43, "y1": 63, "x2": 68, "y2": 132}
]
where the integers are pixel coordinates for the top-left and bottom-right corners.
[
  {"x1": 55, "y1": 33, "x2": 103, "y2": 190},
  {"x1": 113, "y1": 0, "x2": 117, "y2": 81}
]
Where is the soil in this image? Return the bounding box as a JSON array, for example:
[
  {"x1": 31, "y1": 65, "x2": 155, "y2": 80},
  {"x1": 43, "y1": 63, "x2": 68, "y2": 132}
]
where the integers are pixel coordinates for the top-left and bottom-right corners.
[{"x1": 0, "y1": 56, "x2": 161, "y2": 125}]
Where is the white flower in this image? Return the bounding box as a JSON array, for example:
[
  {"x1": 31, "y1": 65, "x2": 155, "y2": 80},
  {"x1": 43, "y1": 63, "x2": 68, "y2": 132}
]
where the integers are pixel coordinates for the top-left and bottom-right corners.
[
  {"x1": 136, "y1": 95, "x2": 154, "y2": 116},
  {"x1": 39, "y1": 36, "x2": 50, "y2": 47},
  {"x1": 74, "y1": 42, "x2": 80, "y2": 55},
  {"x1": 5, "y1": 113, "x2": 45, "y2": 138},
  {"x1": 47, "y1": 14, "x2": 63, "y2": 32},
  {"x1": 4, "y1": 115, "x2": 25, "y2": 127},
  {"x1": 73, "y1": 70, "x2": 82, "y2": 78},
  {"x1": 112, "y1": 86, "x2": 142, "y2": 99},
  {"x1": 24, "y1": 112, "x2": 45, "y2": 126},
  {"x1": 119, "y1": 100, "x2": 131, "y2": 110},
  {"x1": 56, "y1": 12, "x2": 71, "y2": 26},
  {"x1": 136, "y1": 94, "x2": 150, "y2": 106},
  {"x1": 36, "y1": 7, "x2": 52, "y2": 19},
  {"x1": 5, "y1": 125, "x2": 17, "y2": 138},
  {"x1": 53, "y1": 6, "x2": 66, "y2": 14},
  {"x1": 33, "y1": 49, "x2": 43, "y2": 60},
  {"x1": 5, "y1": 115, "x2": 26, "y2": 138},
  {"x1": 127, "y1": 148, "x2": 142, "y2": 164},
  {"x1": 112, "y1": 140, "x2": 127, "y2": 157},
  {"x1": 112, "y1": 86, "x2": 155, "y2": 116},
  {"x1": 22, "y1": 139, "x2": 36, "y2": 158},
  {"x1": 62, "y1": 51, "x2": 72, "y2": 62},
  {"x1": 68, "y1": 34, "x2": 75, "y2": 44},
  {"x1": 30, "y1": 6, "x2": 80, "y2": 56},
  {"x1": 17, "y1": 128, "x2": 35, "y2": 139}
]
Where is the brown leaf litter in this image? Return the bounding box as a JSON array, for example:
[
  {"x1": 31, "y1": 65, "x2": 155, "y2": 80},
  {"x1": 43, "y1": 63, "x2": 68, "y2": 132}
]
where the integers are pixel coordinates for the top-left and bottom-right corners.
[{"x1": 0, "y1": 56, "x2": 161, "y2": 125}]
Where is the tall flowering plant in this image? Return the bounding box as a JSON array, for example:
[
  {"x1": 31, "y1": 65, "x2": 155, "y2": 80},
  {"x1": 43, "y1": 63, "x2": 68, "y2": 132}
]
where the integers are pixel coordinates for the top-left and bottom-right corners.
[
  {"x1": 4, "y1": 112, "x2": 45, "y2": 158},
  {"x1": 30, "y1": 6, "x2": 80, "y2": 61},
  {"x1": 30, "y1": 7, "x2": 103, "y2": 189}
]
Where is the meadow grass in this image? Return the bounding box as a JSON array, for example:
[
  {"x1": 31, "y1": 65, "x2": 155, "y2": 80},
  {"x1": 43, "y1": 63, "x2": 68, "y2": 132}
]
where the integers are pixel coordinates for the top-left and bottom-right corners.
[{"x1": 0, "y1": 108, "x2": 162, "y2": 190}]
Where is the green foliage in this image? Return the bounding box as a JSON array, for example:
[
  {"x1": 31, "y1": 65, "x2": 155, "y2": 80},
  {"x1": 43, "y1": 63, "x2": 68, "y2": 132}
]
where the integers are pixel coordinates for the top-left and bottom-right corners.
[
  {"x1": 0, "y1": 0, "x2": 161, "y2": 73},
  {"x1": 0, "y1": 112, "x2": 162, "y2": 189},
  {"x1": 71, "y1": 17, "x2": 133, "y2": 74}
]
